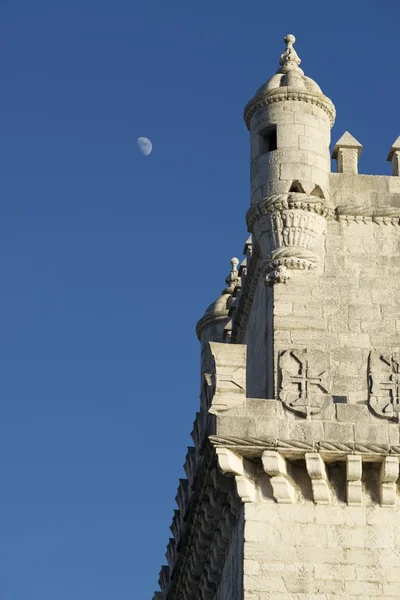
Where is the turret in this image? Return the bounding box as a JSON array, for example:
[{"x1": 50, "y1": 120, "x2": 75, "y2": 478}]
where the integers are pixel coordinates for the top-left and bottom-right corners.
[
  {"x1": 244, "y1": 35, "x2": 336, "y2": 282},
  {"x1": 196, "y1": 258, "x2": 240, "y2": 376},
  {"x1": 245, "y1": 34, "x2": 335, "y2": 205}
]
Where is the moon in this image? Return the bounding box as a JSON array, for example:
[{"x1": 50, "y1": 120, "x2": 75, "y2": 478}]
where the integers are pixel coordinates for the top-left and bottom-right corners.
[{"x1": 137, "y1": 137, "x2": 152, "y2": 156}]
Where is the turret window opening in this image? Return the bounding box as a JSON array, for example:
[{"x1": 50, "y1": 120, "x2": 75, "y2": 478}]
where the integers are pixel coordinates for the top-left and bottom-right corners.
[{"x1": 259, "y1": 126, "x2": 277, "y2": 155}]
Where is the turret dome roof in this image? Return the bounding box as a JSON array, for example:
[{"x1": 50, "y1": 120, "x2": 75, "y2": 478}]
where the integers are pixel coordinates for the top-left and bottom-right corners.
[
  {"x1": 196, "y1": 258, "x2": 240, "y2": 340},
  {"x1": 244, "y1": 34, "x2": 335, "y2": 129}
]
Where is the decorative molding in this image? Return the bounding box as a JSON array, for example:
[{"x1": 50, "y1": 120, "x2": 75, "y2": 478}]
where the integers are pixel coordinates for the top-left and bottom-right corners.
[
  {"x1": 368, "y1": 350, "x2": 400, "y2": 421},
  {"x1": 380, "y1": 456, "x2": 399, "y2": 507},
  {"x1": 346, "y1": 455, "x2": 362, "y2": 506},
  {"x1": 246, "y1": 193, "x2": 335, "y2": 231},
  {"x1": 210, "y1": 435, "x2": 400, "y2": 460},
  {"x1": 337, "y1": 205, "x2": 400, "y2": 225},
  {"x1": 279, "y1": 349, "x2": 333, "y2": 418},
  {"x1": 243, "y1": 90, "x2": 336, "y2": 130},
  {"x1": 247, "y1": 193, "x2": 329, "y2": 285},
  {"x1": 305, "y1": 452, "x2": 331, "y2": 504},
  {"x1": 262, "y1": 450, "x2": 296, "y2": 503},
  {"x1": 212, "y1": 440, "x2": 400, "y2": 508}
]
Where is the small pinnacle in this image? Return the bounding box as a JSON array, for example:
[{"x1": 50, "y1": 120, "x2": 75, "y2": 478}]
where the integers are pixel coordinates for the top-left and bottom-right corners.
[
  {"x1": 279, "y1": 33, "x2": 302, "y2": 74},
  {"x1": 230, "y1": 257, "x2": 239, "y2": 271},
  {"x1": 223, "y1": 257, "x2": 240, "y2": 293}
]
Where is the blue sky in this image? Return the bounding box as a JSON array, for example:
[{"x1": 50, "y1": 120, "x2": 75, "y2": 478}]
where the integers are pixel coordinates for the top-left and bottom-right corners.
[{"x1": 0, "y1": 0, "x2": 398, "y2": 598}]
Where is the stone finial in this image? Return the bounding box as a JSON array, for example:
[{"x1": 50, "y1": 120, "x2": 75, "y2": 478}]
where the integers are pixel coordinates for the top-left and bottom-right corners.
[
  {"x1": 387, "y1": 136, "x2": 400, "y2": 176},
  {"x1": 223, "y1": 257, "x2": 239, "y2": 294},
  {"x1": 332, "y1": 131, "x2": 363, "y2": 174},
  {"x1": 278, "y1": 34, "x2": 303, "y2": 74}
]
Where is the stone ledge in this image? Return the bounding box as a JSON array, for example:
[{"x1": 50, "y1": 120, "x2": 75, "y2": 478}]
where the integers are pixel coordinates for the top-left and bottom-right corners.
[
  {"x1": 215, "y1": 407, "x2": 400, "y2": 452},
  {"x1": 210, "y1": 434, "x2": 400, "y2": 461}
]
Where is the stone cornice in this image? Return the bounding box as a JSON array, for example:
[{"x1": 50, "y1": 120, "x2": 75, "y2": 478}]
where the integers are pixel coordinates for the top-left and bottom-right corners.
[
  {"x1": 243, "y1": 89, "x2": 336, "y2": 130},
  {"x1": 336, "y1": 204, "x2": 400, "y2": 224},
  {"x1": 210, "y1": 435, "x2": 400, "y2": 460}
]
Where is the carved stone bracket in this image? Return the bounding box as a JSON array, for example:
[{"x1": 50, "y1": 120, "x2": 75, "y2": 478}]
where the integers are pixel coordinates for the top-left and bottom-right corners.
[
  {"x1": 262, "y1": 450, "x2": 296, "y2": 503},
  {"x1": 346, "y1": 455, "x2": 362, "y2": 506},
  {"x1": 279, "y1": 349, "x2": 333, "y2": 418},
  {"x1": 264, "y1": 263, "x2": 292, "y2": 286},
  {"x1": 305, "y1": 453, "x2": 331, "y2": 504},
  {"x1": 369, "y1": 350, "x2": 400, "y2": 421},
  {"x1": 216, "y1": 448, "x2": 257, "y2": 503},
  {"x1": 380, "y1": 456, "x2": 399, "y2": 507}
]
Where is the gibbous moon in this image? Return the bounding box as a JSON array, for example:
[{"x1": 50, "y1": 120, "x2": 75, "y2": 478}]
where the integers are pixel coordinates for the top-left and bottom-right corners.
[{"x1": 137, "y1": 137, "x2": 152, "y2": 156}]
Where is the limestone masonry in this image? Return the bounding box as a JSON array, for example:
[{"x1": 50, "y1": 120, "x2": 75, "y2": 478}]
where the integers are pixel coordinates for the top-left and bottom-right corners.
[{"x1": 153, "y1": 34, "x2": 400, "y2": 599}]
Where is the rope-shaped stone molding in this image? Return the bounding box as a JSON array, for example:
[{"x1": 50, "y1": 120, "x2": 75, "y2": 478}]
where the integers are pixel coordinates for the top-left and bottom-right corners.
[
  {"x1": 210, "y1": 435, "x2": 400, "y2": 457},
  {"x1": 336, "y1": 205, "x2": 400, "y2": 225},
  {"x1": 243, "y1": 91, "x2": 336, "y2": 130},
  {"x1": 246, "y1": 193, "x2": 335, "y2": 232}
]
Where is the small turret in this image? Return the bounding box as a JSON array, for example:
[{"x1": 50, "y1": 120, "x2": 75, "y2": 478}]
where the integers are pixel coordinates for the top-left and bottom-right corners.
[
  {"x1": 196, "y1": 257, "x2": 239, "y2": 344},
  {"x1": 244, "y1": 35, "x2": 336, "y2": 282},
  {"x1": 244, "y1": 34, "x2": 336, "y2": 205}
]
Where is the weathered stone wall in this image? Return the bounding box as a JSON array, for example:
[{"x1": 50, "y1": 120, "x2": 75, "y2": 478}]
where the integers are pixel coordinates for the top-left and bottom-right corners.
[
  {"x1": 272, "y1": 172, "x2": 400, "y2": 406},
  {"x1": 243, "y1": 277, "x2": 271, "y2": 399},
  {"x1": 244, "y1": 482, "x2": 400, "y2": 598},
  {"x1": 214, "y1": 507, "x2": 244, "y2": 600}
]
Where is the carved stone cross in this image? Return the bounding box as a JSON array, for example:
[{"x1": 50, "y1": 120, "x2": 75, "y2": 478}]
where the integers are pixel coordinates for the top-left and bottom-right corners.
[
  {"x1": 369, "y1": 351, "x2": 400, "y2": 420},
  {"x1": 289, "y1": 358, "x2": 326, "y2": 416},
  {"x1": 279, "y1": 349, "x2": 332, "y2": 418},
  {"x1": 378, "y1": 372, "x2": 400, "y2": 414}
]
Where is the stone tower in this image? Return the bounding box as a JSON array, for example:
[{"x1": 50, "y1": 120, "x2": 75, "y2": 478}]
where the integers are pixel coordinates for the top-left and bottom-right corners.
[{"x1": 153, "y1": 35, "x2": 400, "y2": 599}]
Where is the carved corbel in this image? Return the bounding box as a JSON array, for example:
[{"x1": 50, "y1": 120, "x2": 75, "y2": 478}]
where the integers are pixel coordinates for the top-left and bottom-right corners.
[
  {"x1": 246, "y1": 192, "x2": 329, "y2": 286},
  {"x1": 261, "y1": 451, "x2": 296, "y2": 503},
  {"x1": 264, "y1": 263, "x2": 292, "y2": 286},
  {"x1": 305, "y1": 453, "x2": 331, "y2": 504},
  {"x1": 346, "y1": 455, "x2": 362, "y2": 506},
  {"x1": 380, "y1": 456, "x2": 399, "y2": 507},
  {"x1": 216, "y1": 447, "x2": 257, "y2": 503}
]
